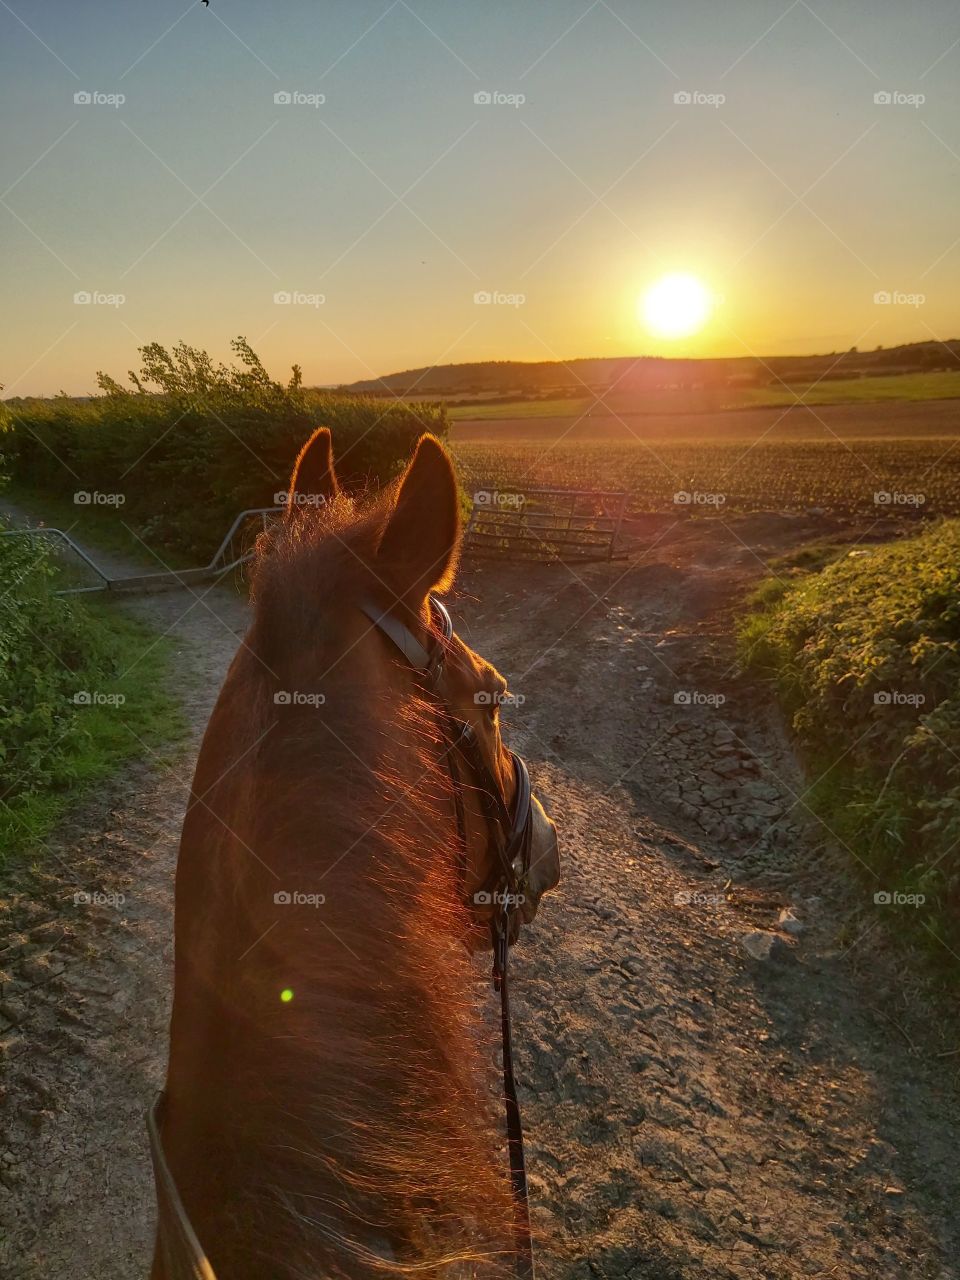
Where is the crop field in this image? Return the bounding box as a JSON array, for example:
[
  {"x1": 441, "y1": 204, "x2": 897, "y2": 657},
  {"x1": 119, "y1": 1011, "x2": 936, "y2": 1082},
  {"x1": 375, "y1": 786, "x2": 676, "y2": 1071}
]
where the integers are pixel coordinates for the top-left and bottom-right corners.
[
  {"x1": 450, "y1": 400, "x2": 960, "y2": 515},
  {"x1": 445, "y1": 370, "x2": 960, "y2": 421}
]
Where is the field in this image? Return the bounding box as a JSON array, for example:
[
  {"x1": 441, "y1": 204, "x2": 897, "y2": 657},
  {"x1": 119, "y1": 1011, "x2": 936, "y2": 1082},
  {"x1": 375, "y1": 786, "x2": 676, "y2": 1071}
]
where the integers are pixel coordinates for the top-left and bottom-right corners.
[
  {"x1": 445, "y1": 370, "x2": 960, "y2": 421},
  {"x1": 450, "y1": 399, "x2": 960, "y2": 516}
]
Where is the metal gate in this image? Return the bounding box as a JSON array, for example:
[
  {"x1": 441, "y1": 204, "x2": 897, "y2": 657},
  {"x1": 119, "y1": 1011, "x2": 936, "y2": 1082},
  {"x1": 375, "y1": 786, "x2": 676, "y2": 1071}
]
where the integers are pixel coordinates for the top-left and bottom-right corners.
[{"x1": 463, "y1": 487, "x2": 628, "y2": 562}]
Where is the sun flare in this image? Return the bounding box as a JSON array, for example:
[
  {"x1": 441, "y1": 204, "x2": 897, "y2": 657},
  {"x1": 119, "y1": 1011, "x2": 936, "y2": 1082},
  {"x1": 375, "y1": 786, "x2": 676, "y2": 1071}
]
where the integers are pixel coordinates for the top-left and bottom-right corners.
[{"x1": 641, "y1": 273, "x2": 712, "y2": 340}]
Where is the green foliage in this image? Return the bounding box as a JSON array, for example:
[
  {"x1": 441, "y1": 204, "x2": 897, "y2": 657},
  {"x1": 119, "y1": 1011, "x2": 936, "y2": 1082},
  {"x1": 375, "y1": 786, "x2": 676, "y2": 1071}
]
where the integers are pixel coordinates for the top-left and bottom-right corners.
[
  {"x1": 0, "y1": 534, "x2": 183, "y2": 863},
  {"x1": 740, "y1": 522, "x2": 960, "y2": 963},
  {"x1": 2, "y1": 339, "x2": 448, "y2": 560}
]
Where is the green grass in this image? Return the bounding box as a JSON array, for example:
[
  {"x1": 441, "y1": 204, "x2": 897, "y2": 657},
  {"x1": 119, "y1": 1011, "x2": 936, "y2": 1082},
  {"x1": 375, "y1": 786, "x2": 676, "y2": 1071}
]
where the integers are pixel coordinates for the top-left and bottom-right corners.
[
  {"x1": 0, "y1": 544, "x2": 186, "y2": 867},
  {"x1": 447, "y1": 370, "x2": 960, "y2": 421},
  {"x1": 739, "y1": 521, "x2": 960, "y2": 974}
]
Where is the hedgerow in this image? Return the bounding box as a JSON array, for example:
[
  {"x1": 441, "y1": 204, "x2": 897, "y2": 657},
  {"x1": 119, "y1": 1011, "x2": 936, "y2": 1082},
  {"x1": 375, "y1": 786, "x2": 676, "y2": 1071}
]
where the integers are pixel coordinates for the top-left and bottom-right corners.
[{"x1": 1, "y1": 339, "x2": 447, "y2": 560}]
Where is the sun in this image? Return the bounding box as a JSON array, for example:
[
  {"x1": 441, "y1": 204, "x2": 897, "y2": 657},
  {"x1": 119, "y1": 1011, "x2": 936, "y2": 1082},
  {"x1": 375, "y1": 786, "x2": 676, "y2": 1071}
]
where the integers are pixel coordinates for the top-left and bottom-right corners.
[{"x1": 641, "y1": 273, "x2": 712, "y2": 339}]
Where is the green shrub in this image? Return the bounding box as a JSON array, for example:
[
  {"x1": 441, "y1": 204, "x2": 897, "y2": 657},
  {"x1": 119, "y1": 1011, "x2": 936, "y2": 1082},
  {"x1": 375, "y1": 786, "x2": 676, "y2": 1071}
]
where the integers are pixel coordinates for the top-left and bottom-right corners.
[
  {"x1": 0, "y1": 533, "x2": 182, "y2": 862},
  {"x1": 740, "y1": 521, "x2": 960, "y2": 962},
  {"x1": 1, "y1": 339, "x2": 448, "y2": 560}
]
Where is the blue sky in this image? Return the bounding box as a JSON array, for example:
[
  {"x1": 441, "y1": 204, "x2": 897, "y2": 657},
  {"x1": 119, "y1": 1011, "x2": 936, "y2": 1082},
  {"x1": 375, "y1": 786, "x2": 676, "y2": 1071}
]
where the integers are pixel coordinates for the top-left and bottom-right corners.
[{"x1": 2, "y1": 0, "x2": 959, "y2": 394}]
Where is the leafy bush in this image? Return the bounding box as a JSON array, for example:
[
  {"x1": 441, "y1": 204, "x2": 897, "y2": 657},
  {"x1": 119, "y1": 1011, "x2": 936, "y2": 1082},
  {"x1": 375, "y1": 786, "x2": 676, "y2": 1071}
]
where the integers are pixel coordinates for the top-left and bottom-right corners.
[
  {"x1": 0, "y1": 532, "x2": 181, "y2": 861},
  {"x1": 1, "y1": 339, "x2": 448, "y2": 560},
  {"x1": 740, "y1": 521, "x2": 960, "y2": 960}
]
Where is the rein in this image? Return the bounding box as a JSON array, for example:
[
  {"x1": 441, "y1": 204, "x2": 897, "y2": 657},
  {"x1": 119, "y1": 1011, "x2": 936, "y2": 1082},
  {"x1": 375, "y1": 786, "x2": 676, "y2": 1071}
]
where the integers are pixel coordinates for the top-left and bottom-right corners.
[
  {"x1": 360, "y1": 596, "x2": 535, "y2": 1279},
  {"x1": 148, "y1": 596, "x2": 536, "y2": 1279}
]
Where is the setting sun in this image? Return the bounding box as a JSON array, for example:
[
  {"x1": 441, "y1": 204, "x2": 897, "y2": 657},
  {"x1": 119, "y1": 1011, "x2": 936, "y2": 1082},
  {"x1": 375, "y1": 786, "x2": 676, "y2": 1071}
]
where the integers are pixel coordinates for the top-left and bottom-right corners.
[{"x1": 641, "y1": 274, "x2": 712, "y2": 340}]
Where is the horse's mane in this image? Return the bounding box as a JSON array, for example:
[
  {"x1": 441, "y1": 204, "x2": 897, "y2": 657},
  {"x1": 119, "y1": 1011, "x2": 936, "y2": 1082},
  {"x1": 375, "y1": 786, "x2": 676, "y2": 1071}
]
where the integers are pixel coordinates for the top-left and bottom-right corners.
[{"x1": 192, "y1": 495, "x2": 515, "y2": 1278}]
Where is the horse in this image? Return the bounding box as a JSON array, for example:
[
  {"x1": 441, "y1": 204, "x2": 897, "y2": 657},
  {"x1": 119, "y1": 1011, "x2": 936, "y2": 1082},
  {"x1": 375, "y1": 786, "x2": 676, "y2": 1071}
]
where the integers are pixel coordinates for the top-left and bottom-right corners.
[{"x1": 150, "y1": 429, "x2": 561, "y2": 1280}]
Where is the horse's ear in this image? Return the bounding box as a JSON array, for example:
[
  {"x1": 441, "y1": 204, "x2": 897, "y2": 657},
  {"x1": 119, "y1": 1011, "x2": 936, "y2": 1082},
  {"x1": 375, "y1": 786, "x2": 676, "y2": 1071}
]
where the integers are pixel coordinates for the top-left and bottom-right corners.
[
  {"x1": 287, "y1": 428, "x2": 339, "y2": 515},
  {"x1": 377, "y1": 434, "x2": 460, "y2": 603}
]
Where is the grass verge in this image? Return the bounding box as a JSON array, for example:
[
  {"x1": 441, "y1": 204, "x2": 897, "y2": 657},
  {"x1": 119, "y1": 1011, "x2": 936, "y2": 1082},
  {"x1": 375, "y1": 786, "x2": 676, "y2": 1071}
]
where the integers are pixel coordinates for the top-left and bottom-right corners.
[
  {"x1": 0, "y1": 534, "x2": 185, "y2": 867},
  {"x1": 739, "y1": 520, "x2": 960, "y2": 974}
]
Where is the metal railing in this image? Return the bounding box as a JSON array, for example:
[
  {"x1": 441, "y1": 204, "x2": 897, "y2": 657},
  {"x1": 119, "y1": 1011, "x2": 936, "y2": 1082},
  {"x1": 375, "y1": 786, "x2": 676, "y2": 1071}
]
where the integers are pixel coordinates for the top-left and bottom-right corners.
[{"x1": 0, "y1": 508, "x2": 283, "y2": 595}]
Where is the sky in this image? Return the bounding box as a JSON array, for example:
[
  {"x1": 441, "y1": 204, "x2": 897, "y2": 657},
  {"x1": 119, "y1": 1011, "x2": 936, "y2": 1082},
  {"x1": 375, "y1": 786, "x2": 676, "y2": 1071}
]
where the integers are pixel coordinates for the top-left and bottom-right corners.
[{"x1": 2, "y1": 0, "x2": 959, "y2": 396}]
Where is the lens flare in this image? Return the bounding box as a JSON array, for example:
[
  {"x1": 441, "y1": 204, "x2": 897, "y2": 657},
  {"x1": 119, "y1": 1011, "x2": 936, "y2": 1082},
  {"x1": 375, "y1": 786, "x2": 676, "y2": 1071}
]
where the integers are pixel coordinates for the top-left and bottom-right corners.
[{"x1": 280, "y1": 987, "x2": 294, "y2": 1003}]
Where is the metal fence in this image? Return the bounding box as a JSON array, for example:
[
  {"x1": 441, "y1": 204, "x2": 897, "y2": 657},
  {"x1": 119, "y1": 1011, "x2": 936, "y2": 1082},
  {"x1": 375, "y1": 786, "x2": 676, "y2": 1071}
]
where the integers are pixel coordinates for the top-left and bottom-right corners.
[{"x1": 0, "y1": 508, "x2": 282, "y2": 595}]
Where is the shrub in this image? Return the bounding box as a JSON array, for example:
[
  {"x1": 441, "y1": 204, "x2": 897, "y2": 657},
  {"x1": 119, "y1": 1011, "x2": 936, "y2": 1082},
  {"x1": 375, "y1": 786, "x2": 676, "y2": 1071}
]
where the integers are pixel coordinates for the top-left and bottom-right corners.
[{"x1": 0, "y1": 530, "x2": 182, "y2": 862}]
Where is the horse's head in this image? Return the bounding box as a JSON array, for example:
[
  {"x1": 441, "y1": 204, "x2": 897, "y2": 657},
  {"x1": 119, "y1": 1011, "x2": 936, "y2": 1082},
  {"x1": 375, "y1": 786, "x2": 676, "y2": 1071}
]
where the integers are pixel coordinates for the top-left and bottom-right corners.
[{"x1": 267, "y1": 426, "x2": 560, "y2": 949}]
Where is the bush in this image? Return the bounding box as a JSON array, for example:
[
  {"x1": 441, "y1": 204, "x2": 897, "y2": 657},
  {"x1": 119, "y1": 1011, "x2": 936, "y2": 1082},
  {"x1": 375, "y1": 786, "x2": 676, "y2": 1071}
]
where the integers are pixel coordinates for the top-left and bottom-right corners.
[
  {"x1": 0, "y1": 532, "x2": 182, "y2": 861},
  {"x1": 740, "y1": 521, "x2": 960, "y2": 962},
  {"x1": 1, "y1": 339, "x2": 448, "y2": 560}
]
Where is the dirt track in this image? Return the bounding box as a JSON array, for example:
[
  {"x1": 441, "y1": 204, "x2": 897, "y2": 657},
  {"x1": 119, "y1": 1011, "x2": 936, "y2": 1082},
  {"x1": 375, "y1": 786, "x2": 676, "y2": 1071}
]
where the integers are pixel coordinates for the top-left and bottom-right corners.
[{"x1": 3, "y1": 512, "x2": 960, "y2": 1279}]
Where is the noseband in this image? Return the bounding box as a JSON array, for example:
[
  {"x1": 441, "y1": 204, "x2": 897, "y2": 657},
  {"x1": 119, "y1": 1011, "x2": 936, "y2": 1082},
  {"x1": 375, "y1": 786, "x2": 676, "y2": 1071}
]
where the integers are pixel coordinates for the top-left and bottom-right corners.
[{"x1": 360, "y1": 595, "x2": 536, "y2": 1278}]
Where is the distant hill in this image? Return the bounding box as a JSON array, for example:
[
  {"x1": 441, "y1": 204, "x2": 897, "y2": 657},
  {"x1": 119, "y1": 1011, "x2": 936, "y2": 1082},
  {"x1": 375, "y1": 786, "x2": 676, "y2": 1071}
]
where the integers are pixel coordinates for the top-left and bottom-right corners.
[{"x1": 339, "y1": 341, "x2": 960, "y2": 400}]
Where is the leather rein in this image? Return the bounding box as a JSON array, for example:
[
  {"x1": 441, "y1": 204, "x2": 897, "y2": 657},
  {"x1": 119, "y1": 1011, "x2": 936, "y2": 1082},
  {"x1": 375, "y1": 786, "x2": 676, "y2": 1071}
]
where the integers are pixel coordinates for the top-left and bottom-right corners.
[
  {"x1": 359, "y1": 595, "x2": 535, "y2": 1278},
  {"x1": 148, "y1": 596, "x2": 536, "y2": 1279}
]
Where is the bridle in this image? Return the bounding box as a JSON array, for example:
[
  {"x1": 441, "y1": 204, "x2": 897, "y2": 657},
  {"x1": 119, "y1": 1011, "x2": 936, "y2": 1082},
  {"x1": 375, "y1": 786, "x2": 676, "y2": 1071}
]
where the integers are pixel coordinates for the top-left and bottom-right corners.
[
  {"x1": 148, "y1": 596, "x2": 538, "y2": 1280},
  {"x1": 359, "y1": 595, "x2": 536, "y2": 1278}
]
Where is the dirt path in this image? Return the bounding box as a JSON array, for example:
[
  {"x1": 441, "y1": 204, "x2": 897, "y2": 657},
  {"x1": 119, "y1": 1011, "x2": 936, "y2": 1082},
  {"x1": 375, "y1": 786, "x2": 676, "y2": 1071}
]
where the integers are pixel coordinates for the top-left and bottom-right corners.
[{"x1": 3, "y1": 511, "x2": 960, "y2": 1279}]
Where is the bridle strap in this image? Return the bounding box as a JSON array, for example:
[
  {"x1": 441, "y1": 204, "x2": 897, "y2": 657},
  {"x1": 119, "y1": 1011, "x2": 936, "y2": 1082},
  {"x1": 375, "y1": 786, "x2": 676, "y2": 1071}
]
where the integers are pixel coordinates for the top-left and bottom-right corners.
[{"x1": 360, "y1": 594, "x2": 536, "y2": 1278}]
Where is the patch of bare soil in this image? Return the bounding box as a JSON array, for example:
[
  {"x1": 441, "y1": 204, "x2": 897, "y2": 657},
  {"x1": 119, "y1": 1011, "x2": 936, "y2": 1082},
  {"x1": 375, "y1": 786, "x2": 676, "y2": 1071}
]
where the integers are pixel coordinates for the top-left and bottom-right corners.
[{"x1": 3, "y1": 512, "x2": 960, "y2": 1280}]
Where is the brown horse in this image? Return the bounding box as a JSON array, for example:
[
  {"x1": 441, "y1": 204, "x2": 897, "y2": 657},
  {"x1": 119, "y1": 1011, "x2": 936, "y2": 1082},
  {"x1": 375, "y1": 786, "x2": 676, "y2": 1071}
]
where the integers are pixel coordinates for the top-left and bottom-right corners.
[{"x1": 151, "y1": 431, "x2": 560, "y2": 1280}]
